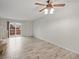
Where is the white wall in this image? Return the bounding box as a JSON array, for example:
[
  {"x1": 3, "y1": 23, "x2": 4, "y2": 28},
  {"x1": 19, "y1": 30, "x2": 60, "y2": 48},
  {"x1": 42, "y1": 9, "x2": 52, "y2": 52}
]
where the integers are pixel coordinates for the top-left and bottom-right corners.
[
  {"x1": 0, "y1": 18, "x2": 33, "y2": 39},
  {"x1": 0, "y1": 20, "x2": 7, "y2": 39},
  {"x1": 22, "y1": 21, "x2": 33, "y2": 36},
  {"x1": 33, "y1": 3, "x2": 79, "y2": 53}
]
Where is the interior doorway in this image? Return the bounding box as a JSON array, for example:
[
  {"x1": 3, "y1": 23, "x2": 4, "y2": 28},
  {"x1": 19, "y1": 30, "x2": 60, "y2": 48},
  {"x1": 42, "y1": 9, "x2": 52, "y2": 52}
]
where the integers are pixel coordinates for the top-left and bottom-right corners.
[{"x1": 9, "y1": 22, "x2": 22, "y2": 38}]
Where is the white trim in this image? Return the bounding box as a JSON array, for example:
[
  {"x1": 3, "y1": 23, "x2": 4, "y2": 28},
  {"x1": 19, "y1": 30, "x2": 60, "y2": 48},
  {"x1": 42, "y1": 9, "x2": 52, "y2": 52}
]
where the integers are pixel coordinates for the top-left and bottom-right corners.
[{"x1": 34, "y1": 35, "x2": 79, "y2": 55}]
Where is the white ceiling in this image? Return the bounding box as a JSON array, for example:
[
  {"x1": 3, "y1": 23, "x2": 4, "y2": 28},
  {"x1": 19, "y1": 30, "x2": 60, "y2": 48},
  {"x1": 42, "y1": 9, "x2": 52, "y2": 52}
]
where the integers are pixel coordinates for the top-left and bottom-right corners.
[{"x1": 0, "y1": 0, "x2": 79, "y2": 20}]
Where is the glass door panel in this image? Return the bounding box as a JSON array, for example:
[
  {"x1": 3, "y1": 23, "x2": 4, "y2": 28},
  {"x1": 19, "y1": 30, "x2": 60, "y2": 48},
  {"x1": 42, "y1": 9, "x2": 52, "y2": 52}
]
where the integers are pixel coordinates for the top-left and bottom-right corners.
[{"x1": 9, "y1": 23, "x2": 22, "y2": 37}]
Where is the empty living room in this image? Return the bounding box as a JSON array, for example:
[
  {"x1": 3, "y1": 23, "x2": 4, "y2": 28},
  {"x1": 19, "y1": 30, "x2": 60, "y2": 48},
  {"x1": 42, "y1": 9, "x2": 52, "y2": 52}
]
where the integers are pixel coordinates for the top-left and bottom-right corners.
[{"x1": 0, "y1": 0, "x2": 79, "y2": 59}]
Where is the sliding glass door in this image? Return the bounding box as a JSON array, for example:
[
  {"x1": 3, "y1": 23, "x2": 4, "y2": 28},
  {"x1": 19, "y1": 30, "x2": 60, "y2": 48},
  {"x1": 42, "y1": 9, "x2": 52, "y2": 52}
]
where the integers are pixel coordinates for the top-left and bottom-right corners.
[{"x1": 9, "y1": 23, "x2": 22, "y2": 37}]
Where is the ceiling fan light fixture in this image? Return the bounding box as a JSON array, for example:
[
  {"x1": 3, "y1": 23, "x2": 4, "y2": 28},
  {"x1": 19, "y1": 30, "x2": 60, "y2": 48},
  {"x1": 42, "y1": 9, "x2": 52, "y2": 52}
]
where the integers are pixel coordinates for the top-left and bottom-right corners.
[
  {"x1": 44, "y1": 8, "x2": 55, "y2": 14},
  {"x1": 35, "y1": 0, "x2": 65, "y2": 14},
  {"x1": 50, "y1": 8, "x2": 55, "y2": 14},
  {"x1": 44, "y1": 9, "x2": 48, "y2": 14}
]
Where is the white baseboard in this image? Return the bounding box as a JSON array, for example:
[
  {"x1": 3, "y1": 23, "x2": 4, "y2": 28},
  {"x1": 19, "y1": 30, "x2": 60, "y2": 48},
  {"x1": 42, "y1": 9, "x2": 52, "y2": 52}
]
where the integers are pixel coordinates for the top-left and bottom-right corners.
[
  {"x1": 22, "y1": 36, "x2": 33, "y2": 37},
  {"x1": 34, "y1": 35, "x2": 79, "y2": 55}
]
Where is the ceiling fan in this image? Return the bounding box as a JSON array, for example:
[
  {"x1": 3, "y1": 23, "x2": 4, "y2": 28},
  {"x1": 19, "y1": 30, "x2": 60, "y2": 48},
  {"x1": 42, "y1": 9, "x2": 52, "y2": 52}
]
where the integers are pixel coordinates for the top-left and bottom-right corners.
[{"x1": 35, "y1": 0, "x2": 65, "y2": 13}]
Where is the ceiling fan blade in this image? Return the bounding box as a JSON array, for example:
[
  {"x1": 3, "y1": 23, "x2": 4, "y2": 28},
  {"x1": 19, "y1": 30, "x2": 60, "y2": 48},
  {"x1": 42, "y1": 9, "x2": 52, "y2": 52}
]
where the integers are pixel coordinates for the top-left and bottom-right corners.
[
  {"x1": 39, "y1": 7, "x2": 47, "y2": 12},
  {"x1": 53, "y1": 4, "x2": 65, "y2": 7},
  {"x1": 35, "y1": 3, "x2": 46, "y2": 6}
]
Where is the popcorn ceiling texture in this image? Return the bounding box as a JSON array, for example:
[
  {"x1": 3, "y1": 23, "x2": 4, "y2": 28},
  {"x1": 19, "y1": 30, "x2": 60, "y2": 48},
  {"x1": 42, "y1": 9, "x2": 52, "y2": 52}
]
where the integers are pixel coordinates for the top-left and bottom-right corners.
[{"x1": 0, "y1": 37, "x2": 79, "y2": 59}]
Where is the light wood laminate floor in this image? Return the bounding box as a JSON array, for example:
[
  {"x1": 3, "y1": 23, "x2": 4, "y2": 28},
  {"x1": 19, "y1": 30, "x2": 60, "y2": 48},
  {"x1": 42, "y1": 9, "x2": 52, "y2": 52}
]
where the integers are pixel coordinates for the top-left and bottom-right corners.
[{"x1": 0, "y1": 37, "x2": 79, "y2": 59}]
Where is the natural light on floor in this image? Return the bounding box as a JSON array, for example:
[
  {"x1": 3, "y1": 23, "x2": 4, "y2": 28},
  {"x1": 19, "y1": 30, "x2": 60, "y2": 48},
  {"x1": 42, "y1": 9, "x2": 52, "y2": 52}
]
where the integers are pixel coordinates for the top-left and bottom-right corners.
[{"x1": 8, "y1": 37, "x2": 22, "y2": 53}]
